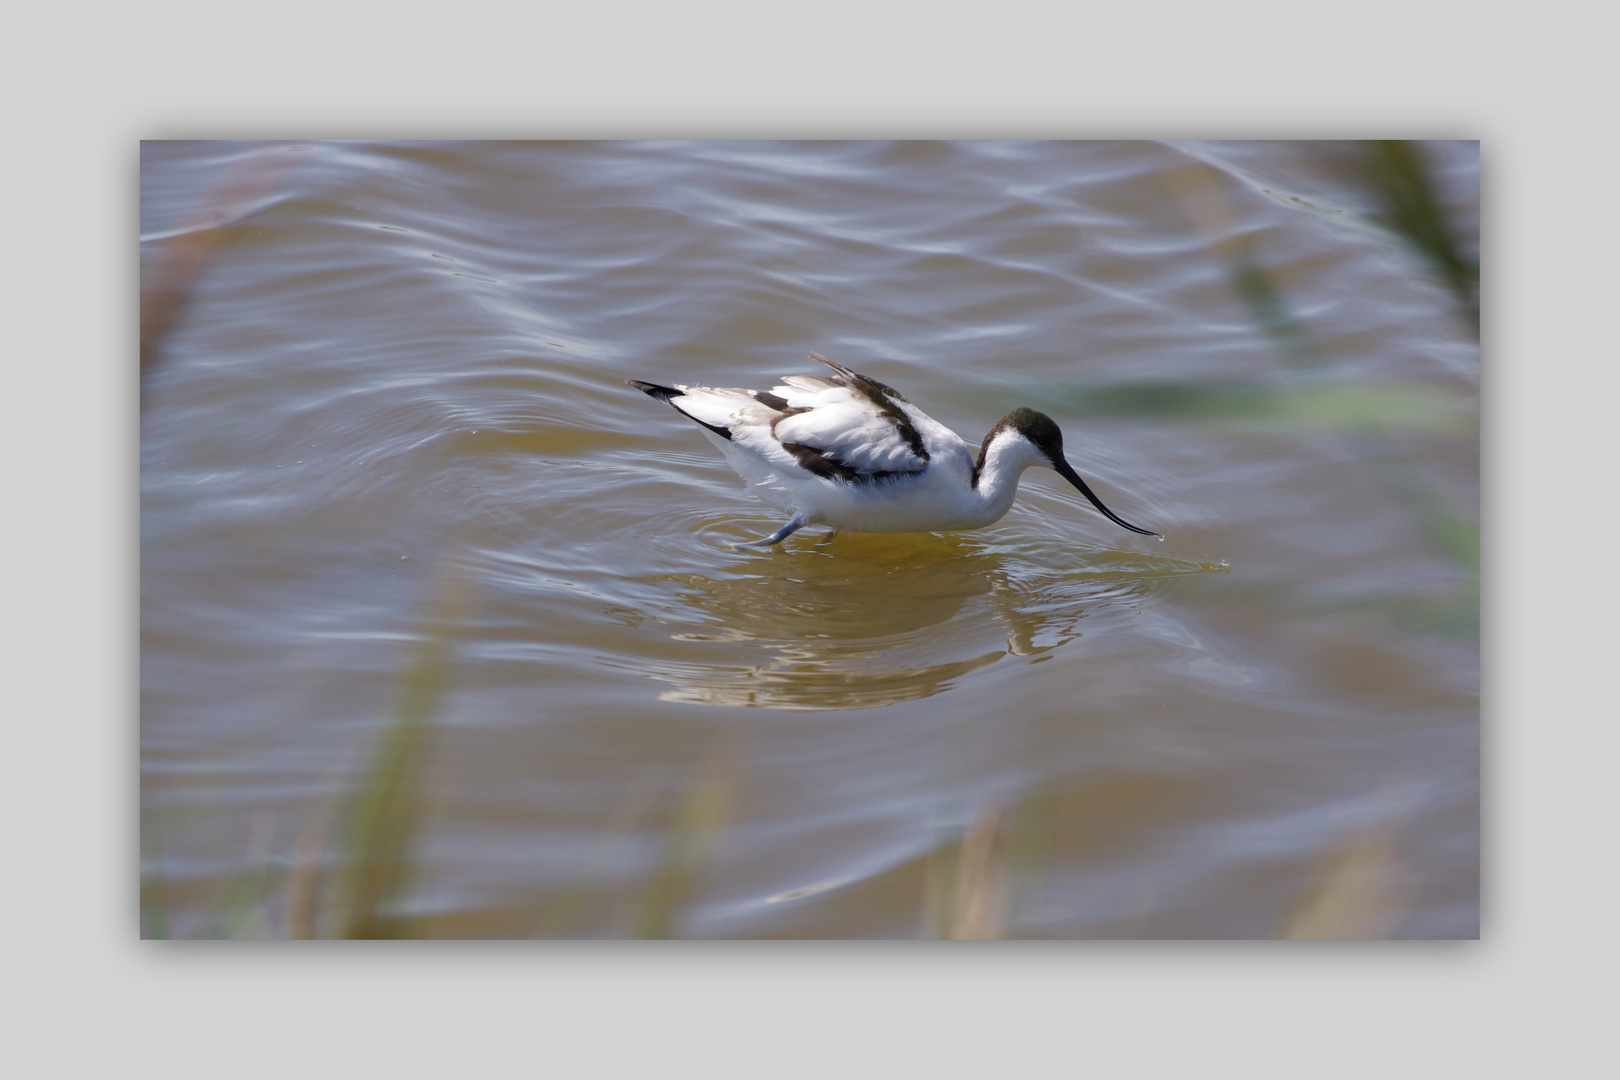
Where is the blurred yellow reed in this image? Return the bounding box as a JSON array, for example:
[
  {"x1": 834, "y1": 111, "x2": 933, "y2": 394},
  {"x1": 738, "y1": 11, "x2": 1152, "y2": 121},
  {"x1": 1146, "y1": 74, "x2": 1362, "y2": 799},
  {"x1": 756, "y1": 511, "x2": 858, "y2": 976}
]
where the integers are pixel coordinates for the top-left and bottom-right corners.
[
  {"x1": 632, "y1": 742, "x2": 743, "y2": 939},
  {"x1": 1280, "y1": 824, "x2": 1409, "y2": 940},
  {"x1": 284, "y1": 809, "x2": 333, "y2": 940},
  {"x1": 1163, "y1": 162, "x2": 1317, "y2": 367},
  {"x1": 140, "y1": 147, "x2": 294, "y2": 381},
  {"x1": 924, "y1": 801, "x2": 1009, "y2": 940},
  {"x1": 532, "y1": 768, "x2": 662, "y2": 938}
]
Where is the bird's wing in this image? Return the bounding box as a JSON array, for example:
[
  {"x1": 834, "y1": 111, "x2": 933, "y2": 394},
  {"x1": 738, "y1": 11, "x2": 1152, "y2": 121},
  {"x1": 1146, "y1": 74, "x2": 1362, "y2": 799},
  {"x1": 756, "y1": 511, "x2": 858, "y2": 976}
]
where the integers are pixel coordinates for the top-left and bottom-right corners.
[
  {"x1": 636, "y1": 356, "x2": 941, "y2": 482},
  {"x1": 762, "y1": 355, "x2": 934, "y2": 479}
]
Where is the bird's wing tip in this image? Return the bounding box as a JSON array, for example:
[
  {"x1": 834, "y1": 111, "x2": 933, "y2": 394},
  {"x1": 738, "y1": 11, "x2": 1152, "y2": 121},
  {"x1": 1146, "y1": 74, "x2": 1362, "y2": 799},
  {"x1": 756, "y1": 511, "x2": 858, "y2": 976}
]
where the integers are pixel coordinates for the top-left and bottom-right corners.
[
  {"x1": 808, "y1": 353, "x2": 860, "y2": 383},
  {"x1": 627, "y1": 379, "x2": 682, "y2": 402}
]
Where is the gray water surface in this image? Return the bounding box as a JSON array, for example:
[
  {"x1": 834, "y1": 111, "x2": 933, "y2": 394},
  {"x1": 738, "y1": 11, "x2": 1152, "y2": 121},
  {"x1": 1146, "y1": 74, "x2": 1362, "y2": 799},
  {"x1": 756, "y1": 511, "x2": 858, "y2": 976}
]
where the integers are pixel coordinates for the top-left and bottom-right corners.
[{"x1": 140, "y1": 140, "x2": 1479, "y2": 938}]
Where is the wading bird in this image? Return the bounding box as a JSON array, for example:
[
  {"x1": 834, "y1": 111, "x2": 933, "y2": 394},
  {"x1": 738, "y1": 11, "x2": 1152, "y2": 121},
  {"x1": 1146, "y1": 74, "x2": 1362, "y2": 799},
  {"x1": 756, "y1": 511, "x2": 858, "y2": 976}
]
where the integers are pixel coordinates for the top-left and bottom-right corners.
[{"x1": 628, "y1": 354, "x2": 1160, "y2": 547}]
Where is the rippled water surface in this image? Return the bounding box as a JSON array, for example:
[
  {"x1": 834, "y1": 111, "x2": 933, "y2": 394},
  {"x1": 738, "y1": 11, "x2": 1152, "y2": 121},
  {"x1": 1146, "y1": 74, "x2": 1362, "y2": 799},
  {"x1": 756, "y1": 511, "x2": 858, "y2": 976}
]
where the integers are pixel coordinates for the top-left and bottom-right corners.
[{"x1": 140, "y1": 140, "x2": 1479, "y2": 938}]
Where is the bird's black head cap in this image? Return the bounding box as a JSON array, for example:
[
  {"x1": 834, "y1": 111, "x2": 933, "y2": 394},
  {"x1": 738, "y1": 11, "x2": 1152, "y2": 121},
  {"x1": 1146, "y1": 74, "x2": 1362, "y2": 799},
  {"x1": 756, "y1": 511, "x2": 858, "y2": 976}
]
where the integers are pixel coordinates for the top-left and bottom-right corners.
[{"x1": 1002, "y1": 407, "x2": 1063, "y2": 462}]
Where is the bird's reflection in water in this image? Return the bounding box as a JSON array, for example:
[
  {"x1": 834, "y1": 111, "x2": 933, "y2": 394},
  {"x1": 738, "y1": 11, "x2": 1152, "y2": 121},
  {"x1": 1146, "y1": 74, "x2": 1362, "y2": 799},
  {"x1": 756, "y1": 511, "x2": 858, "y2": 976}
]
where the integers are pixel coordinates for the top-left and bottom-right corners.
[{"x1": 635, "y1": 531, "x2": 1206, "y2": 710}]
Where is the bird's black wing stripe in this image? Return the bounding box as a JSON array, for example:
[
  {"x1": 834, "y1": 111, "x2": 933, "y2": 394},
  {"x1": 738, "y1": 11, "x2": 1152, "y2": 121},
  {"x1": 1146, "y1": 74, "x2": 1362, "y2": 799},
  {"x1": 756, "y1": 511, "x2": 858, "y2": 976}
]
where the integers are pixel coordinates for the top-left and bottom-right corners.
[
  {"x1": 779, "y1": 441, "x2": 901, "y2": 485},
  {"x1": 779, "y1": 441, "x2": 857, "y2": 481},
  {"x1": 807, "y1": 354, "x2": 929, "y2": 463}
]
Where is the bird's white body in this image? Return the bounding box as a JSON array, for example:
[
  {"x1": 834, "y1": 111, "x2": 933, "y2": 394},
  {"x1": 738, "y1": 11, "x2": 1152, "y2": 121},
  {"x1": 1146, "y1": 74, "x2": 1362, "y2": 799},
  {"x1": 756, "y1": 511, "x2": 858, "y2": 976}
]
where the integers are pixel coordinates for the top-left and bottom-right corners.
[
  {"x1": 701, "y1": 405, "x2": 1040, "y2": 534},
  {"x1": 629, "y1": 354, "x2": 1158, "y2": 545}
]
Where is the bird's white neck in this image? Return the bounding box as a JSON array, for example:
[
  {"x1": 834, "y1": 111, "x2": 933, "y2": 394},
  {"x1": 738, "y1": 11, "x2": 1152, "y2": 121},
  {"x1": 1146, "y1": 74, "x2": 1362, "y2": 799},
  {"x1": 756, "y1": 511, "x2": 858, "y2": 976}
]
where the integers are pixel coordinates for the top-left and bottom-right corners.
[{"x1": 970, "y1": 430, "x2": 1050, "y2": 524}]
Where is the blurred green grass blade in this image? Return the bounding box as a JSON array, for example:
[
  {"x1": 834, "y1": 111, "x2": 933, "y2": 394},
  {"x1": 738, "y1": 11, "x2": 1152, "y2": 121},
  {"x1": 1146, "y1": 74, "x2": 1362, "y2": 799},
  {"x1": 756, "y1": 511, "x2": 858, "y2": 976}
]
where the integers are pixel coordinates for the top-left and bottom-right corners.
[
  {"x1": 1227, "y1": 258, "x2": 1318, "y2": 366},
  {"x1": 1401, "y1": 484, "x2": 1480, "y2": 582},
  {"x1": 341, "y1": 562, "x2": 473, "y2": 939},
  {"x1": 921, "y1": 826, "x2": 961, "y2": 939},
  {"x1": 1052, "y1": 379, "x2": 1474, "y2": 437},
  {"x1": 1372, "y1": 594, "x2": 1479, "y2": 643},
  {"x1": 341, "y1": 637, "x2": 443, "y2": 939},
  {"x1": 1366, "y1": 451, "x2": 1480, "y2": 580},
  {"x1": 1357, "y1": 140, "x2": 1479, "y2": 336},
  {"x1": 140, "y1": 810, "x2": 169, "y2": 940}
]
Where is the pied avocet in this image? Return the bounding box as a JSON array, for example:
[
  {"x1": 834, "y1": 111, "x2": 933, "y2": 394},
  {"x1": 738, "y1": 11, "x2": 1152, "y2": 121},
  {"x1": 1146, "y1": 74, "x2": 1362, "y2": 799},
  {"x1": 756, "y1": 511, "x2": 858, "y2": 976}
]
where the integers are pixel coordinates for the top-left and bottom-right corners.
[{"x1": 628, "y1": 354, "x2": 1160, "y2": 546}]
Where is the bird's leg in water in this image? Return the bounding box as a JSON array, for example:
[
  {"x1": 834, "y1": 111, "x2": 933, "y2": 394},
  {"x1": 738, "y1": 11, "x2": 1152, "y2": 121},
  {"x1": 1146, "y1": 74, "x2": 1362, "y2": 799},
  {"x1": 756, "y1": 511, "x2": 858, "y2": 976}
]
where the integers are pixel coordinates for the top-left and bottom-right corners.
[{"x1": 735, "y1": 517, "x2": 808, "y2": 548}]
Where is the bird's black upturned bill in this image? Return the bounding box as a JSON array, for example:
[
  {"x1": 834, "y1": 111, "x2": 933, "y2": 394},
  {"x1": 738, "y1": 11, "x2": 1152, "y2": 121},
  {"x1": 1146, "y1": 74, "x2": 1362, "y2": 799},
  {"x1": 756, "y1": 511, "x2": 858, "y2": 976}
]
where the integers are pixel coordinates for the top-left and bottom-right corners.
[{"x1": 1052, "y1": 458, "x2": 1161, "y2": 538}]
